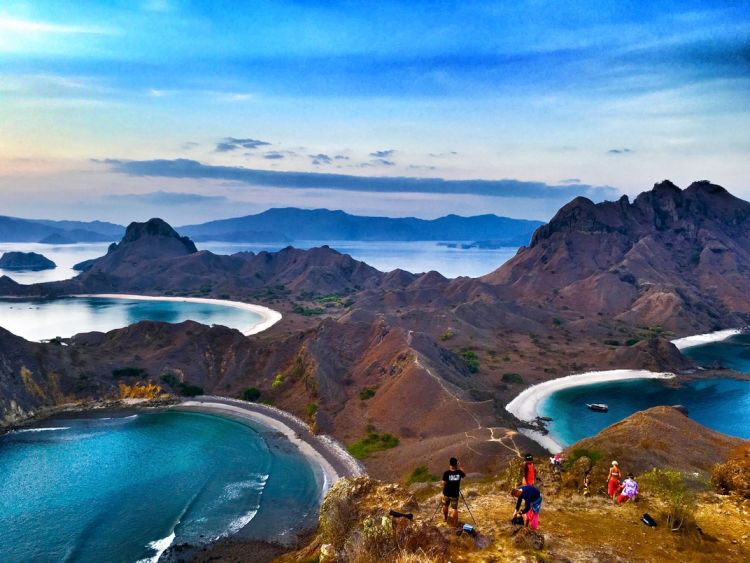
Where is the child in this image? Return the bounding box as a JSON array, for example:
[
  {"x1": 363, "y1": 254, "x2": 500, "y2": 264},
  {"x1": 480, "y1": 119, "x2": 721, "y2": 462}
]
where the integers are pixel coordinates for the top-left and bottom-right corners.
[{"x1": 583, "y1": 470, "x2": 591, "y2": 497}]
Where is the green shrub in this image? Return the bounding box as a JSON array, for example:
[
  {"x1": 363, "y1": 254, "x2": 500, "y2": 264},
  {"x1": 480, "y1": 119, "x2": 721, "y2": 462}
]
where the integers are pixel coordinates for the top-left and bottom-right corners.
[
  {"x1": 461, "y1": 349, "x2": 479, "y2": 373},
  {"x1": 440, "y1": 329, "x2": 454, "y2": 341},
  {"x1": 625, "y1": 338, "x2": 641, "y2": 346},
  {"x1": 160, "y1": 372, "x2": 180, "y2": 387},
  {"x1": 241, "y1": 387, "x2": 261, "y2": 402},
  {"x1": 292, "y1": 305, "x2": 326, "y2": 316},
  {"x1": 348, "y1": 432, "x2": 399, "y2": 459},
  {"x1": 359, "y1": 387, "x2": 376, "y2": 400},
  {"x1": 604, "y1": 339, "x2": 620, "y2": 346},
  {"x1": 407, "y1": 465, "x2": 437, "y2": 484},
  {"x1": 640, "y1": 468, "x2": 697, "y2": 532},
  {"x1": 305, "y1": 402, "x2": 318, "y2": 416},
  {"x1": 502, "y1": 372, "x2": 524, "y2": 384},
  {"x1": 271, "y1": 373, "x2": 284, "y2": 389}
]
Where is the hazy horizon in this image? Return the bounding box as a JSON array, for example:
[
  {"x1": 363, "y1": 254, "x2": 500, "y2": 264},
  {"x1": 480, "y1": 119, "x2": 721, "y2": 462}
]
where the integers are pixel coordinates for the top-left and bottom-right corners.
[{"x1": 1, "y1": 1, "x2": 747, "y2": 224}]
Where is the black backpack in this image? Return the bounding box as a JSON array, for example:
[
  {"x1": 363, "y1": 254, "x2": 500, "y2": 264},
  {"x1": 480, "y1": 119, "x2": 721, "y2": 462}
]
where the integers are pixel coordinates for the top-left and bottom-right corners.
[{"x1": 641, "y1": 513, "x2": 657, "y2": 527}]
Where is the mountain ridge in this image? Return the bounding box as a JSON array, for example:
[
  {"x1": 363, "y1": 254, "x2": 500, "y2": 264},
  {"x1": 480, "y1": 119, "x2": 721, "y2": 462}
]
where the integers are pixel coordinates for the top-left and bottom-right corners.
[{"x1": 178, "y1": 207, "x2": 542, "y2": 244}]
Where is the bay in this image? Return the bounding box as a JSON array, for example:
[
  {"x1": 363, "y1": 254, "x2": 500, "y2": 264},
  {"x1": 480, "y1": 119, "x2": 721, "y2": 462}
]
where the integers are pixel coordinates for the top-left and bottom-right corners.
[{"x1": 0, "y1": 410, "x2": 320, "y2": 563}]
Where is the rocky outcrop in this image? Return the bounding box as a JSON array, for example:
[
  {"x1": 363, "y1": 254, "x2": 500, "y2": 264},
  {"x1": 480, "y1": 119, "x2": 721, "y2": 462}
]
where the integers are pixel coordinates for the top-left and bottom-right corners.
[
  {"x1": 0, "y1": 251, "x2": 56, "y2": 271},
  {"x1": 484, "y1": 180, "x2": 750, "y2": 332}
]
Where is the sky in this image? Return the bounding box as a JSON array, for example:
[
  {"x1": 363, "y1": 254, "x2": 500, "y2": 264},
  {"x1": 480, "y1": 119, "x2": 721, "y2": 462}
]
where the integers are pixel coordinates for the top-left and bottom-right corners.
[{"x1": 0, "y1": 0, "x2": 748, "y2": 225}]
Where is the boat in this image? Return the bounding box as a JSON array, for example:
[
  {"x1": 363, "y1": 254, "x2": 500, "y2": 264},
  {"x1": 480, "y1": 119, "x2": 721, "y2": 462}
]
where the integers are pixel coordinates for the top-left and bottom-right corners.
[{"x1": 586, "y1": 403, "x2": 609, "y2": 412}]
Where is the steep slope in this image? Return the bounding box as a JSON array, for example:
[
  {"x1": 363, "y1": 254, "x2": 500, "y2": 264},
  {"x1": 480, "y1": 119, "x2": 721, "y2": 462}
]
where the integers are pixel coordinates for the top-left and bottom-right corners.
[{"x1": 484, "y1": 180, "x2": 750, "y2": 332}]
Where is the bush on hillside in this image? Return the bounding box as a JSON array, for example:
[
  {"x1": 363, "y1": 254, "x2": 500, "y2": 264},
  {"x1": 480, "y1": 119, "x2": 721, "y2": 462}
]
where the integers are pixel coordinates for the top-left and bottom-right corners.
[
  {"x1": 348, "y1": 433, "x2": 399, "y2": 459},
  {"x1": 502, "y1": 372, "x2": 523, "y2": 384},
  {"x1": 640, "y1": 468, "x2": 698, "y2": 532},
  {"x1": 241, "y1": 387, "x2": 261, "y2": 402},
  {"x1": 711, "y1": 457, "x2": 750, "y2": 497},
  {"x1": 406, "y1": 465, "x2": 437, "y2": 484}
]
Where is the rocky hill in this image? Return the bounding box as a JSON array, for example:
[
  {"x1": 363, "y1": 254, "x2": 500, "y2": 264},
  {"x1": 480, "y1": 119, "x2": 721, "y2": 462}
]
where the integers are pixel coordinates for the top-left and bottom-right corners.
[
  {"x1": 2, "y1": 181, "x2": 750, "y2": 479},
  {"x1": 0, "y1": 251, "x2": 56, "y2": 271},
  {"x1": 179, "y1": 207, "x2": 542, "y2": 245},
  {"x1": 485, "y1": 180, "x2": 750, "y2": 332}
]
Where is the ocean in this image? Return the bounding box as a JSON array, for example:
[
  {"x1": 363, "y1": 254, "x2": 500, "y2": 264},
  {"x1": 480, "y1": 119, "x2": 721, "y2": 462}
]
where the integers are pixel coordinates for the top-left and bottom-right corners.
[
  {"x1": 0, "y1": 296, "x2": 263, "y2": 341},
  {"x1": 539, "y1": 376, "x2": 750, "y2": 447},
  {"x1": 0, "y1": 240, "x2": 516, "y2": 285},
  {"x1": 0, "y1": 410, "x2": 321, "y2": 563}
]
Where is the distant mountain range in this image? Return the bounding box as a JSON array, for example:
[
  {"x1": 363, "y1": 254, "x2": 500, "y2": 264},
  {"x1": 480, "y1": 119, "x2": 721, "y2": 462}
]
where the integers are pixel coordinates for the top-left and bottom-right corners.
[
  {"x1": 0, "y1": 216, "x2": 124, "y2": 243},
  {"x1": 178, "y1": 208, "x2": 543, "y2": 245},
  {"x1": 0, "y1": 208, "x2": 542, "y2": 246}
]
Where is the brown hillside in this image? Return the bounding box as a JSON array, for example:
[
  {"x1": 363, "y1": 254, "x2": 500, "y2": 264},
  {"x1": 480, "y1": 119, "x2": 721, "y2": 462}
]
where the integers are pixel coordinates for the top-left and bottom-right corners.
[
  {"x1": 565, "y1": 405, "x2": 747, "y2": 477},
  {"x1": 484, "y1": 180, "x2": 750, "y2": 332}
]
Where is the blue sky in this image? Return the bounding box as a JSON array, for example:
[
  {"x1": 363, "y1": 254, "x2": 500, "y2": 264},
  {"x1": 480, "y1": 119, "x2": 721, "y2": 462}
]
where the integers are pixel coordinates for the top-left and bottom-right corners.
[{"x1": 0, "y1": 1, "x2": 748, "y2": 224}]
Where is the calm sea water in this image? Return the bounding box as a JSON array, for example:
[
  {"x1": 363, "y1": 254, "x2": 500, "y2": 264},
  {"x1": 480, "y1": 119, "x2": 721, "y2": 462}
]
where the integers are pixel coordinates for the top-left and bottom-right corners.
[
  {"x1": 539, "y1": 377, "x2": 750, "y2": 447},
  {"x1": 200, "y1": 241, "x2": 516, "y2": 278},
  {"x1": 0, "y1": 410, "x2": 320, "y2": 563},
  {"x1": 680, "y1": 332, "x2": 750, "y2": 373},
  {"x1": 0, "y1": 241, "x2": 515, "y2": 285},
  {"x1": 0, "y1": 242, "x2": 111, "y2": 284},
  {"x1": 0, "y1": 296, "x2": 262, "y2": 341}
]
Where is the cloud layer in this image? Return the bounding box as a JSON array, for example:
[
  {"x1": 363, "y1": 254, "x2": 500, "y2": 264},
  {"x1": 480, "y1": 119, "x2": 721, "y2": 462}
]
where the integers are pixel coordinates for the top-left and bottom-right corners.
[{"x1": 105, "y1": 158, "x2": 619, "y2": 201}]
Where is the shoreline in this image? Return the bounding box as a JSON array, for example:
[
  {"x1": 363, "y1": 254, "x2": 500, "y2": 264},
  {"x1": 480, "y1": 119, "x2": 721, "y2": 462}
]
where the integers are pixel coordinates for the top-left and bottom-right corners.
[
  {"x1": 505, "y1": 369, "x2": 676, "y2": 453},
  {"x1": 174, "y1": 396, "x2": 365, "y2": 499},
  {"x1": 73, "y1": 293, "x2": 282, "y2": 336},
  {"x1": 670, "y1": 328, "x2": 743, "y2": 350},
  {"x1": 506, "y1": 328, "x2": 744, "y2": 453}
]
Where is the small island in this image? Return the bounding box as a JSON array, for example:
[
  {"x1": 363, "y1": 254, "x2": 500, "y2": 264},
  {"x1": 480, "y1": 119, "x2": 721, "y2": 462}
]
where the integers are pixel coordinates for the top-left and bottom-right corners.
[{"x1": 0, "y1": 251, "x2": 56, "y2": 271}]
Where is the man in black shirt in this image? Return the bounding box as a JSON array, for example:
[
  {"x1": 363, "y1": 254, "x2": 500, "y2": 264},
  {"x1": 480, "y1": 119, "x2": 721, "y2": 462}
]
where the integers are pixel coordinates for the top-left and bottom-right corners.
[{"x1": 441, "y1": 457, "x2": 466, "y2": 526}]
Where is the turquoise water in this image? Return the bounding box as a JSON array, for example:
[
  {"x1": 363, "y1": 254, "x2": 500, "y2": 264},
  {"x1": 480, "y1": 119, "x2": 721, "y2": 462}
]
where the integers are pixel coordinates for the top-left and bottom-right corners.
[
  {"x1": 0, "y1": 296, "x2": 262, "y2": 341},
  {"x1": 681, "y1": 332, "x2": 750, "y2": 373},
  {"x1": 539, "y1": 377, "x2": 750, "y2": 447},
  {"x1": 0, "y1": 410, "x2": 320, "y2": 563}
]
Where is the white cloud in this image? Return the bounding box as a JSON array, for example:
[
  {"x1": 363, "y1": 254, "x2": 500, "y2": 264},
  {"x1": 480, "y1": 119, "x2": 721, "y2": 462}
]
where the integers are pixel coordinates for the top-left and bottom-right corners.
[{"x1": 0, "y1": 16, "x2": 110, "y2": 35}]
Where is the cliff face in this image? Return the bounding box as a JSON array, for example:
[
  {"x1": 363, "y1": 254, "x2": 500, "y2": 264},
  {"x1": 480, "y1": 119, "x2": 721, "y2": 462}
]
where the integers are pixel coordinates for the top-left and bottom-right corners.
[{"x1": 485, "y1": 181, "x2": 750, "y2": 332}]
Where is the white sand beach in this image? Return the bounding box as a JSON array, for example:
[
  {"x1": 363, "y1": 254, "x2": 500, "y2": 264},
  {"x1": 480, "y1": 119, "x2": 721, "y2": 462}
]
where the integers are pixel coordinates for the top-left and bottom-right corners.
[
  {"x1": 176, "y1": 396, "x2": 365, "y2": 499},
  {"x1": 671, "y1": 328, "x2": 742, "y2": 350},
  {"x1": 74, "y1": 294, "x2": 282, "y2": 335},
  {"x1": 506, "y1": 369, "x2": 676, "y2": 453}
]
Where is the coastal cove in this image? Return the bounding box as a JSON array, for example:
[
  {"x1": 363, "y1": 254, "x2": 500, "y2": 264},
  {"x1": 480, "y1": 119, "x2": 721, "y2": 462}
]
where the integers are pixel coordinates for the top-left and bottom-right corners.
[
  {"x1": 0, "y1": 294, "x2": 281, "y2": 341},
  {"x1": 0, "y1": 409, "x2": 323, "y2": 563},
  {"x1": 506, "y1": 329, "x2": 750, "y2": 451}
]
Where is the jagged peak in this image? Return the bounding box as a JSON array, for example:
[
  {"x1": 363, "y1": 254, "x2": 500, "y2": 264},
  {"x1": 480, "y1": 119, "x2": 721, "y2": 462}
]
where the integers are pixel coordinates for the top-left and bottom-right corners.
[
  {"x1": 651, "y1": 179, "x2": 681, "y2": 195},
  {"x1": 118, "y1": 218, "x2": 197, "y2": 253}
]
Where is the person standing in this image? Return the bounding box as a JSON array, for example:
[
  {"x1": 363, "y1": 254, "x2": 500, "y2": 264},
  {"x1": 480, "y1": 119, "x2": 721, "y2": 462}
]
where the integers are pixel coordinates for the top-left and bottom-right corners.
[
  {"x1": 607, "y1": 461, "x2": 621, "y2": 500},
  {"x1": 441, "y1": 457, "x2": 466, "y2": 526},
  {"x1": 522, "y1": 454, "x2": 536, "y2": 485},
  {"x1": 512, "y1": 484, "x2": 543, "y2": 530}
]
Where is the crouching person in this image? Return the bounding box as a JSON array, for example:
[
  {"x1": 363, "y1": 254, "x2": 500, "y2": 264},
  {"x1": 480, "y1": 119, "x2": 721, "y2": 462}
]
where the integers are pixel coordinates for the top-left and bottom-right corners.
[{"x1": 512, "y1": 484, "x2": 542, "y2": 530}]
